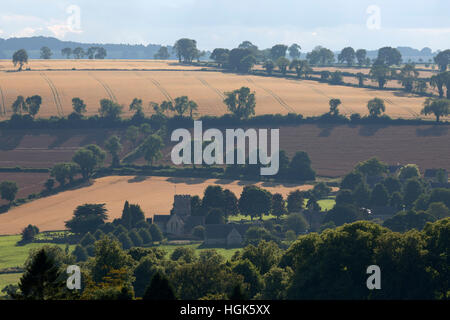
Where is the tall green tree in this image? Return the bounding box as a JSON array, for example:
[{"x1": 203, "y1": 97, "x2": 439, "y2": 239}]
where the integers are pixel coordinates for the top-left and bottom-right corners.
[
  {"x1": 105, "y1": 135, "x2": 122, "y2": 167},
  {"x1": 288, "y1": 44, "x2": 301, "y2": 59},
  {"x1": 434, "y1": 49, "x2": 450, "y2": 72},
  {"x1": 369, "y1": 62, "x2": 390, "y2": 89},
  {"x1": 338, "y1": 47, "x2": 356, "y2": 66},
  {"x1": 40, "y1": 47, "x2": 52, "y2": 59},
  {"x1": 173, "y1": 38, "x2": 198, "y2": 63},
  {"x1": 367, "y1": 98, "x2": 386, "y2": 117},
  {"x1": 356, "y1": 49, "x2": 367, "y2": 66},
  {"x1": 154, "y1": 46, "x2": 170, "y2": 59},
  {"x1": 421, "y1": 98, "x2": 450, "y2": 122},
  {"x1": 12, "y1": 49, "x2": 28, "y2": 71},
  {"x1": 239, "y1": 185, "x2": 272, "y2": 220},
  {"x1": 223, "y1": 86, "x2": 256, "y2": 119},
  {"x1": 0, "y1": 181, "x2": 18, "y2": 204},
  {"x1": 65, "y1": 203, "x2": 108, "y2": 234},
  {"x1": 72, "y1": 97, "x2": 87, "y2": 116}
]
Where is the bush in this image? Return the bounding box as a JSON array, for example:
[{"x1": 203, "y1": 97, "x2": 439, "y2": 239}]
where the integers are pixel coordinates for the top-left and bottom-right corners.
[
  {"x1": 80, "y1": 232, "x2": 96, "y2": 247},
  {"x1": 129, "y1": 230, "x2": 143, "y2": 247},
  {"x1": 21, "y1": 224, "x2": 39, "y2": 242},
  {"x1": 138, "y1": 229, "x2": 152, "y2": 244},
  {"x1": 73, "y1": 245, "x2": 88, "y2": 262}
]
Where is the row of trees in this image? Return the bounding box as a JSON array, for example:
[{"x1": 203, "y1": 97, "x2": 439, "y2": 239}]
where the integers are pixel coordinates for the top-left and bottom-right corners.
[
  {"x1": 10, "y1": 47, "x2": 108, "y2": 71},
  {"x1": 61, "y1": 47, "x2": 107, "y2": 59}
]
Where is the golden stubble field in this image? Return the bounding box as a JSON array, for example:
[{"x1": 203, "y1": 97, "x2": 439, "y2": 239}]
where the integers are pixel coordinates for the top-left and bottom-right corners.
[
  {"x1": 0, "y1": 175, "x2": 318, "y2": 235},
  {"x1": 0, "y1": 60, "x2": 434, "y2": 120}
]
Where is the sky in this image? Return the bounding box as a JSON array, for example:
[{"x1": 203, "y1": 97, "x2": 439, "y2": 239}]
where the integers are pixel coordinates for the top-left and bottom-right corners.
[{"x1": 0, "y1": 0, "x2": 449, "y2": 51}]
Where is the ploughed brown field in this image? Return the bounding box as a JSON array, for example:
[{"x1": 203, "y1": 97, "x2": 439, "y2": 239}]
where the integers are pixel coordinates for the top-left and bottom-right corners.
[
  {"x1": 0, "y1": 124, "x2": 448, "y2": 191},
  {"x1": 0, "y1": 60, "x2": 435, "y2": 120},
  {"x1": 0, "y1": 175, "x2": 319, "y2": 235}
]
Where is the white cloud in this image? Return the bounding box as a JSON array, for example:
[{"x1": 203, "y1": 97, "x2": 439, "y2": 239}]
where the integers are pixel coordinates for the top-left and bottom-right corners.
[
  {"x1": 47, "y1": 24, "x2": 82, "y2": 38},
  {"x1": 10, "y1": 27, "x2": 38, "y2": 38}
]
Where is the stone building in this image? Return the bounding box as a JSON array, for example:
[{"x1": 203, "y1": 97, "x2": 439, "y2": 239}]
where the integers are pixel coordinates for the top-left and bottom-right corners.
[{"x1": 153, "y1": 195, "x2": 204, "y2": 236}]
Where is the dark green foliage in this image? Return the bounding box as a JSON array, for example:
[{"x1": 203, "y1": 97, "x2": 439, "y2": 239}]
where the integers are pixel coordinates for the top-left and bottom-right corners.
[
  {"x1": 287, "y1": 190, "x2": 304, "y2": 213},
  {"x1": 323, "y1": 204, "x2": 363, "y2": 226},
  {"x1": 0, "y1": 180, "x2": 18, "y2": 203},
  {"x1": 382, "y1": 176, "x2": 403, "y2": 194},
  {"x1": 205, "y1": 208, "x2": 225, "y2": 224},
  {"x1": 132, "y1": 256, "x2": 160, "y2": 297},
  {"x1": 312, "y1": 182, "x2": 332, "y2": 199},
  {"x1": 93, "y1": 229, "x2": 105, "y2": 240},
  {"x1": 65, "y1": 203, "x2": 108, "y2": 234},
  {"x1": 231, "y1": 259, "x2": 262, "y2": 299},
  {"x1": 244, "y1": 227, "x2": 277, "y2": 246},
  {"x1": 288, "y1": 151, "x2": 316, "y2": 181},
  {"x1": 18, "y1": 246, "x2": 68, "y2": 300},
  {"x1": 73, "y1": 245, "x2": 88, "y2": 262},
  {"x1": 335, "y1": 189, "x2": 354, "y2": 205},
  {"x1": 170, "y1": 247, "x2": 196, "y2": 263},
  {"x1": 353, "y1": 183, "x2": 371, "y2": 207},
  {"x1": 370, "y1": 183, "x2": 389, "y2": 206},
  {"x1": 118, "y1": 232, "x2": 134, "y2": 250},
  {"x1": 143, "y1": 272, "x2": 177, "y2": 300},
  {"x1": 138, "y1": 228, "x2": 152, "y2": 244},
  {"x1": 271, "y1": 193, "x2": 287, "y2": 218},
  {"x1": 238, "y1": 241, "x2": 281, "y2": 274},
  {"x1": 21, "y1": 224, "x2": 39, "y2": 242},
  {"x1": 341, "y1": 171, "x2": 364, "y2": 191},
  {"x1": 129, "y1": 230, "x2": 143, "y2": 247},
  {"x1": 80, "y1": 232, "x2": 96, "y2": 247},
  {"x1": 284, "y1": 213, "x2": 308, "y2": 234},
  {"x1": 404, "y1": 178, "x2": 424, "y2": 207},
  {"x1": 383, "y1": 210, "x2": 436, "y2": 232},
  {"x1": 238, "y1": 185, "x2": 272, "y2": 220},
  {"x1": 149, "y1": 224, "x2": 163, "y2": 242}
]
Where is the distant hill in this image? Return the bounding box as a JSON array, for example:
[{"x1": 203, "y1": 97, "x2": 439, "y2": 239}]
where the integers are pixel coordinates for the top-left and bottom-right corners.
[{"x1": 0, "y1": 36, "x2": 176, "y2": 59}]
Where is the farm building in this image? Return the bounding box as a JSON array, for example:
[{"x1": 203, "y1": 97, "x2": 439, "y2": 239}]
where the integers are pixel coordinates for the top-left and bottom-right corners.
[{"x1": 204, "y1": 224, "x2": 251, "y2": 247}]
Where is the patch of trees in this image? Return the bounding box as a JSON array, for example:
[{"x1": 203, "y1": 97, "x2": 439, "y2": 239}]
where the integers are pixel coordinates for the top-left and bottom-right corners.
[
  {"x1": 60, "y1": 46, "x2": 107, "y2": 59},
  {"x1": 11, "y1": 217, "x2": 449, "y2": 300}
]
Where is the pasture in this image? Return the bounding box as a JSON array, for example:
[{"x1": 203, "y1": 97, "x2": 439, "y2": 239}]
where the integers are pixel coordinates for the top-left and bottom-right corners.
[{"x1": 0, "y1": 60, "x2": 434, "y2": 120}]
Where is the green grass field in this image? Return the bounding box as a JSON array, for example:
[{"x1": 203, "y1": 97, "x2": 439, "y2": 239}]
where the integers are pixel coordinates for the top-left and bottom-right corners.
[
  {"x1": 0, "y1": 235, "x2": 74, "y2": 270},
  {"x1": 0, "y1": 273, "x2": 22, "y2": 291}
]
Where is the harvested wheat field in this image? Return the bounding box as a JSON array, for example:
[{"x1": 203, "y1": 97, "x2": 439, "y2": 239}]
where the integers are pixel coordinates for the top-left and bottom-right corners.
[
  {"x1": 0, "y1": 59, "x2": 204, "y2": 71},
  {"x1": 0, "y1": 61, "x2": 434, "y2": 120},
  {"x1": 0, "y1": 175, "x2": 318, "y2": 235}
]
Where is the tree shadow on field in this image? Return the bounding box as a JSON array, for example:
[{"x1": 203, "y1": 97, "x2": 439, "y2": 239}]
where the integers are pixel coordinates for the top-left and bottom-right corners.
[
  {"x1": 48, "y1": 130, "x2": 74, "y2": 149},
  {"x1": 166, "y1": 177, "x2": 208, "y2": 185},
  {"x1": 0, "y1": 131, "x2": 25, "y2": 150},
  {"x1": 358, "y1": 124, "x2": 389, "y2": 137},
  {"x1": 416, "y1": 126, "x2": 448, "y2": 137},
  {"x1": 214, "y1": 178, "x2": 235, "y2": 185},
  {"x1": 316, "y1": 123, "x2": 340, "y2": 137},
  {"x1": 79, "y1": 130, "x2": 111, "y2": 147},
  {"x1": 128, "y1": 176, "x2": 149, "y2": 183}
]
